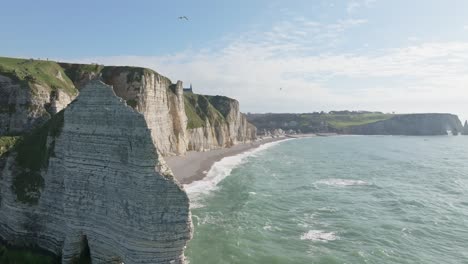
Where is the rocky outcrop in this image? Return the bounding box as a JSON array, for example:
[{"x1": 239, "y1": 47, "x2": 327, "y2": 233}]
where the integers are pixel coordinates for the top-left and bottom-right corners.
[
  {"x1": 184, "y1": 94, "x2": 256, "y2": 151},
  {"x1": 98, "y1": 67, "x2": 189, "y2": 156},
  {"x1": 0, "y1": 59, "x2": 77, "y2": 135},
  {"x1": 344, "y1": 114, "x2": 463, "y2": 136},
  {"x1": 59, "y1": 64, "x2": 255, "y2": 155},
  {"x1": 463, "y1": 121, "x2": 468, "y2": 135},
  {"x1": 0, "y1": 81, "x2": 192, "y2": 263},
  {"x1": 1, "y1": 57, "x2": 257, "y2": 156}
]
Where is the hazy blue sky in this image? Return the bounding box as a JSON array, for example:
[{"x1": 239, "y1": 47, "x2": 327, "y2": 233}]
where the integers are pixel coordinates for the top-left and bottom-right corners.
[{"x1": 1, "y1": 0, "x2": 468, "y2": 121}]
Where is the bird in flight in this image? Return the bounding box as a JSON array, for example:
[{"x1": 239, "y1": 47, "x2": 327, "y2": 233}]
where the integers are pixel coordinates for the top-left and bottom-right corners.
[{"x1": 178, "y1": 16, "x2": 189, "y2": 20}]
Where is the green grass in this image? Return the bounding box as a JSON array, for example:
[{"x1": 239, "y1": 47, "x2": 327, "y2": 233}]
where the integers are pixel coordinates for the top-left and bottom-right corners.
[
  {"x1": 184, "y1": 93, "x2": 226, "y2": 129},
  {"x1": 12, "y1": 111, "x2": 65, "y2": 204},
  {"x1": 325, "y1": 113, "x2": 394, "y2": 128},
  {"x1": 206, "y1": 95, "x2": 233, "y2": 118},
  {"x1": 184, "y1": 96, "x2": 205, "y2": 129},
  {"x1": 0, "y1": 245, "x2": 57, "y2": 264},
  {"x1": 0, "y1": 136, "x2": 21, "y2": 157},
  {"x1": 0, "y1": 57, "x2": 78, "y2": 96}
]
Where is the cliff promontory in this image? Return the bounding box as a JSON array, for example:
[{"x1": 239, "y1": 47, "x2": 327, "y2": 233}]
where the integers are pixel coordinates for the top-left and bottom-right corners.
[
  {"x1": 0, "y1": 58, "x2": 77, "y2": 135},
  {"x1": 0, "y1": 81, "x2": 192, "y2": 263},
  {"x1": 0, "y1": 56, "x2": 257, "y2": 262},
  {"x1": 344, "y1": 114, "x2": 463, "y2": 135},
  {"x1": 247, "y1": 112, "x2": 463, "y2": 136},
  {"x1": 0, "y1": 57, "x2": 257, "y2": 156},
  {"x1": 463, "y1": 121, "x2": 468, "y2": 135},
  {"x1": 184, "y1": 93, "x2": 257, "y2": 151}
]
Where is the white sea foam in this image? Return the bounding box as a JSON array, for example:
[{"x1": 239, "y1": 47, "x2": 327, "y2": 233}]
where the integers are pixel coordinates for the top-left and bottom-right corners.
[
  {"x1": 300, "y1": 230, "x2": 338, "y2": 242},
  {"x1": 316, "y1": 178, "x2": 369, "y2": 187},
  {"x1": 184, "y1": 139, "x2": 292, "y2": 203}
]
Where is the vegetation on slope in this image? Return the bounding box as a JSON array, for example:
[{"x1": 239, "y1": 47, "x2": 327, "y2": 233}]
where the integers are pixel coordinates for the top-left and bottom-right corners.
[
  {"x1": 205, "y1": 95, "x2": 233, "y2": 118},
  {"x1": 0, "y1": 57, "x2": 78, "y2": 96},
  {"x1": 323, "y1": 112, "x2": 394, "y2": 128},
  {"x1": 0, "y1": 245, "x2": 58, "y2": 264},
  {"x1": 184, "y1": 93, "x2": 226, "y2": 129},
  {"x1": 11, "y1": 110, "x2": 65, "y2": 204},
  {"x1": 247, "y1": 111, "x2": 395, "y2": 133},
  {"x1": 0, "y1": 136, "x2": 21, "y2": 157}
]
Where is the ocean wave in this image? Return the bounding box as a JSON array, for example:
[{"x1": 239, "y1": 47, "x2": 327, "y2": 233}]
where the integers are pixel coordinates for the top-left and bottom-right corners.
[
  {"x1": 316, "y1": 178, "x2": 369, "y2": 187},
  {"x1": 184, "y1": 139, "x2": 292, "y2": 203},
  {"x1": 300, "y1": 230, "x2": 338, "y2": 242}
]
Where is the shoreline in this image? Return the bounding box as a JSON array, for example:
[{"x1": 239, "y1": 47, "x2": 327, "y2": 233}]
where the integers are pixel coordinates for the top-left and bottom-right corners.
[{"x1": 165, "y1": 137, "x2": 291, "y2": 185}]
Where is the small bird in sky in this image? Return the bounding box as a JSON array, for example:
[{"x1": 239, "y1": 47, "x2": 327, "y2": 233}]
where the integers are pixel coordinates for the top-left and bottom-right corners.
[
  {"x1": 280, "y1": 87, "x2": 283, "y2": 91},
  {"x1": 178, "y1": 16, "x2": 189, "y2": 20}
]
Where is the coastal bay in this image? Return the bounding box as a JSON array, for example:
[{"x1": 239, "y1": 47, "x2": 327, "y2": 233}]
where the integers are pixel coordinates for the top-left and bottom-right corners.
[{"x1": 166, "y1": 137, "x2": 288, "y2": 184}]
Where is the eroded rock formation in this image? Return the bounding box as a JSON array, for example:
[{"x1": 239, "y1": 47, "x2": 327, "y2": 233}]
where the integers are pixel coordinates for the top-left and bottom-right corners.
[
  {"x1": 0, "y1": 81, "x2": 192, "y2": 263},
  {"x1": 463, "y1": 121, "x2": 468, "y2": 135},
  {"x1": 98, "y1": 67, "x2": 189, "y2": 156},
  {"x1": 184, "y1": 94, "x2": 256, "y2": 151},
  {"x1": 1, "y1": 58, "x2": 257, "y2": 157},
  {"x1": 0, "y1": 68, "x2": 76, "y2": 135}
]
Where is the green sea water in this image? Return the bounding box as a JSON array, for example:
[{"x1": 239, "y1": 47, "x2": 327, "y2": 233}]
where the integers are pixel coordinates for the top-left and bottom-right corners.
[{"x1": 184, "y1": 136, "x2": 468, "y2": 264}]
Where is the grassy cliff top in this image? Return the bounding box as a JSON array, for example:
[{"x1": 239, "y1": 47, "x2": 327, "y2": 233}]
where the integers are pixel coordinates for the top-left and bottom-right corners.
[
  {"x1": 184, "y1": 93, "x2": 227, "y2": 129},
  {"x1": 247, "y1": 112, "x2": 395, "y2": 132},
  {"x1": 0, "y1": 57, "x2": 77, "y2": 96},
  {"x1": 323, "y1": 113, "x2": 394, "y2": 128}
]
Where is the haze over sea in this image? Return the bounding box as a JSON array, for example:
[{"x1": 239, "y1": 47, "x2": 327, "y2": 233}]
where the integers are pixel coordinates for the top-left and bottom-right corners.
[{"x1": 185, "y1": 136, "x2": 468, "y2": 264}]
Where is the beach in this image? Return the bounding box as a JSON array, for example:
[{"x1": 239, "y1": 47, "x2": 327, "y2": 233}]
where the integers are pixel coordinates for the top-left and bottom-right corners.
[{"x1": 165, "y1": 137, "x2": 289, "y2": 184}]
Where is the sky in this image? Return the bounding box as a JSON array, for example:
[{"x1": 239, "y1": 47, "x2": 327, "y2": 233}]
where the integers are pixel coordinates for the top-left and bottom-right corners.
[{"x1": 1, "y1": 0, "x2": 468, "y2": 122}]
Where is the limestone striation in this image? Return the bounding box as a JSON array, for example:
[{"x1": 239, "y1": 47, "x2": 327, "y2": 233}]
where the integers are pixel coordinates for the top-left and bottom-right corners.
[
  {"x1": 1, "y1": 57, "x2": 257, "y2": 157},
  {"x1": 0, "y1": 58, "x2": 77, "y2": 135},
  {"x1": 59, "y1": 63, "x2": 256, "y2": 155},
  {"x1": 344, "y1": 114, "x2": 463, "y2": 136},
  {"x1": 0, "y1": 81, "x2": 192, "y2": 263}
]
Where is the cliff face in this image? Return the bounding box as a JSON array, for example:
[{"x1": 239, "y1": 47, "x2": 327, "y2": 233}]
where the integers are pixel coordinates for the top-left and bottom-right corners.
[
  {"x1": 99, "y1": 67, "x2": 189, "y2": 156},
  {"x1": 0, "y1": 58, "x2": 77, "y2": 135},
  {"x1": 184, "y1": 94, "x2": 256, "y2": 151},
  {"x1": 0, "y1": 56, "x2": 255, "y2": 261},
  {"x1": 463, "y1": 121, "x2": 468, "y2": 135},
  {"x1": 0, "y1": 81, "x2": 192, "y2": 263},
  {"x1": 248, "y1": 112, "x2": 463, "y2": 136},
  {"x1": 344, "y1": 114, "x2": 463, "y2": 135},
  {"x1": 59, "y1": 62, "x2": 255, "y2": 155},
  {"x1": 1, "y1": 57, "x2": 256, "y2": 156}
]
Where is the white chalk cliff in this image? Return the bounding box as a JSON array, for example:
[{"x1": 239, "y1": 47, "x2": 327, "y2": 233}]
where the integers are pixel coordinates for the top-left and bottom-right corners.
[{"x1": 0, "y1": 81, "x2": 192, "y2": 263}]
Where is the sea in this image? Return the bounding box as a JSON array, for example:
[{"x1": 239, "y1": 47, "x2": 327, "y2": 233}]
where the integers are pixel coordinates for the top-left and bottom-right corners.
[{"x1": 184, "y1": 136, "x2": 468, "y2": 264}]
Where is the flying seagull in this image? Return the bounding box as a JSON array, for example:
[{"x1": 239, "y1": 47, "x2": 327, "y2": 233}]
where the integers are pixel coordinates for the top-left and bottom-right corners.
[{"x1": 178, "y1": 16, "x2": 189, "y2": 20}]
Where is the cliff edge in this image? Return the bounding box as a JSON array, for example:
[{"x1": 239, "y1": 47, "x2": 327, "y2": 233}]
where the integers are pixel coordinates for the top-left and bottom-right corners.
[
  {"x1": 184, "y1": 93, "x2": 257, "y2": 151},
  {"x1": 0, "y1": 57, "x2": 257, "y2": 156}
]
